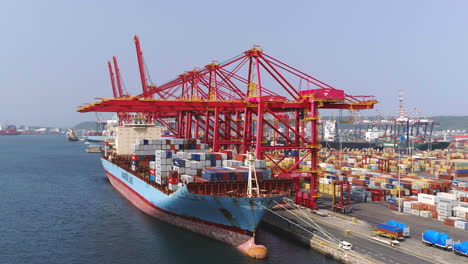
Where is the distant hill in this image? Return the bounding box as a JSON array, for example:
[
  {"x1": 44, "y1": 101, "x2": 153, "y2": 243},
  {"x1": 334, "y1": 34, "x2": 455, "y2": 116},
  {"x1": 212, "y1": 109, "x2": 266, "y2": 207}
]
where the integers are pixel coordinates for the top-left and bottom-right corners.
[
  {"x1": 430, "y1": 116, "x2": 468, "y2": 131},
  {"x1": 74, "y1": 121, "x2": 98, "y2": 130}
]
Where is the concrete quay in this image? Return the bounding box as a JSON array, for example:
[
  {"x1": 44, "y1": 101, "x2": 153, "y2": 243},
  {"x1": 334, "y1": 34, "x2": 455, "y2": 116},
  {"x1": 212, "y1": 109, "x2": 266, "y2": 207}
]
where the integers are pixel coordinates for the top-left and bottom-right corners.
[{"x1": 262, "y1": 202, "x2": 465, "y2": 264}]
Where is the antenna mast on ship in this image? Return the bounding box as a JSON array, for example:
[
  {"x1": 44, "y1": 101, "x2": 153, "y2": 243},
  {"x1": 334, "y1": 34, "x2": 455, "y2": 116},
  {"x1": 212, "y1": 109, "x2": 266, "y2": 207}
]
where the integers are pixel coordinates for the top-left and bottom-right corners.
[{"x1": 247, "y1": 152, "x2": 260, "y2": 198}]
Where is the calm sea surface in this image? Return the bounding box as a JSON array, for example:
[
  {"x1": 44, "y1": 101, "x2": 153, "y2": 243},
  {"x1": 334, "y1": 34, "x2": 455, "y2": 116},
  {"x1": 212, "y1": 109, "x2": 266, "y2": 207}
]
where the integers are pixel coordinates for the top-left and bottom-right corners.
[{"x1": 0, "y1": 135, "x2": 338, "y2": 264}]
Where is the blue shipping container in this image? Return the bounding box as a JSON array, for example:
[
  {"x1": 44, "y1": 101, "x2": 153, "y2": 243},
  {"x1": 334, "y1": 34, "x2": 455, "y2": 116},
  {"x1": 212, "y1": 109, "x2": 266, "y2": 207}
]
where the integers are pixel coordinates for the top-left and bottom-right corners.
[{"x1": 377, "y1": 224, "x2": 403, "y2": 233}]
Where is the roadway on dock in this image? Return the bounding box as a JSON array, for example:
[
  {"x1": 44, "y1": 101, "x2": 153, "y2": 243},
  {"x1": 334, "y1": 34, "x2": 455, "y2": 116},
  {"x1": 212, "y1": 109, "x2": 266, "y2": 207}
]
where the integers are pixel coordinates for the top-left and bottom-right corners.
[
  {"x1": 272, "y1": 207, "x2": 434, "y2": 264},
  {"x1": 316, "y1": 196, "x2": 467, "y2": 264},
  {"x1": 307, "y1": 213, "x2": 434, "y2": 264}
]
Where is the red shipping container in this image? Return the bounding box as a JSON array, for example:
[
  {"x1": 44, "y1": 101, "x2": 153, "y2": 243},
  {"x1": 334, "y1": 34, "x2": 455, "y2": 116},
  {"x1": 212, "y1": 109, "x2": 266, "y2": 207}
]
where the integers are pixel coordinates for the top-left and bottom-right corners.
[
  {"x1": 168, "y1": 177, "x2": 179, "y2": 185},
  {"x1": 149, "y1": 168, "x2": 156, "y2": 175},
  {"x1": 131, "y1": 155, "x2": 139, "y2": 161},
  {"x1": 444, "y1": 218, "x2": 455, "y2": 227},
  {"x1": 427, "y1": 204, "x2": 436, "y2": 212},
  {"x1": 144, "y1": 155, "x2": 155, "y2": 161},
  {"x1": 234, "y1": 154, "x2": 246, "y2": 162},
  {"x1": 376, "y1": 226, "x2": 403, "y2": 239},
  {"x1": 168, "y1": 170, "x2": 178, "y2": 178}
]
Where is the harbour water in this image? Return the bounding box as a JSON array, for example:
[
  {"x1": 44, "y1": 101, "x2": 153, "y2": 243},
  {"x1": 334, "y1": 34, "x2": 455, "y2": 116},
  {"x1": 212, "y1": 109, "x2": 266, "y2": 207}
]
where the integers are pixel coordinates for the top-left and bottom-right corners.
[{"x1": 0, "y1": 135, "x2": 338, "y2": 264}]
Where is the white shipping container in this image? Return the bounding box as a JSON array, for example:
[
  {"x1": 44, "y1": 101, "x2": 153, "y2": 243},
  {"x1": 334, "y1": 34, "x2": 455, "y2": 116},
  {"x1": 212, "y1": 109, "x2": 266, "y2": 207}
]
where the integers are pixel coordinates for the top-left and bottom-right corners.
[
  {"x1": 319, "y1": 178, "x2": 332, "y2": 184},
  {"x1": 155, "y1": 150, "x2": 167, "y2": 159},
  {"x1": 403, "y1": 207, "x2": 412, "y2": 214},
  {"x1": 156, "y1": 170, "x2": 168, "y2": 177},
  {"x1": 175, "y1": 167, "x2": 186, "y2": 174},
  {"x1": 454, "y1": 221, "x2": 468, "y2": 230},
  {"x1": 420, "y1": 211, "x2": 432, "y2": 218},
  {"x1": 155, "y1": 176, "x2": 167, "y2": 185},
  {"x1": 149, "y1": 161, "x2": 156, "y2": 169},
  {"x1": 418, "y1": 193, "x2": 436, "y2": 205},
  {"x1": 156, "y1": 157, "x2": 171, "y2": 165},
  {"x1": 437, "y1": 203, "x2": 452, "y2": 211},
  {"x1": 437, "y1": 197, "x2": 458, "y2": 205},
  {"x1": 437, "y1": 209, "x2": 451, "y2": 217},
  {"x1": 436, "y1": 192, "x2": 457, "y2": 200},
  {"x1": 168, "y1": 183, "x2": 179, "y2": 191},
  {"x1": 156, "y1": 164, "x2": 170, "y2": 172},
  {"x1": 453, "y1": 206, "x2": 468, "y2": 215},
  {"x1": 411, "y1": 209, "x2": 420, "y2": 216},
  {"x1": 180, "y1": 174, "x2": 195, "y2": 184},
  {"x1": 437, "y1": 215, "x2": 447, "y2": 221}
]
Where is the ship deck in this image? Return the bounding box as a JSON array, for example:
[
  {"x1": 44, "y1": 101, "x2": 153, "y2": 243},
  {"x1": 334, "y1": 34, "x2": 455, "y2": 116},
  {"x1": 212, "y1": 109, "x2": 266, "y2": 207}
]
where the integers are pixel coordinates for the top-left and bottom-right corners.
[{"x1": 105, "y1": 155, "x2": 292, "y2": 198}]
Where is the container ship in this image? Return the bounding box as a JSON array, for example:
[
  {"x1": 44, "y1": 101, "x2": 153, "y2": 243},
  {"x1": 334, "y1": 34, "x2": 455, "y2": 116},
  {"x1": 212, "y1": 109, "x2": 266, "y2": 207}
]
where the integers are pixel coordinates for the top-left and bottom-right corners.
[{"x1": 101, "y1": 124, "x2": 291, "y2": 259}]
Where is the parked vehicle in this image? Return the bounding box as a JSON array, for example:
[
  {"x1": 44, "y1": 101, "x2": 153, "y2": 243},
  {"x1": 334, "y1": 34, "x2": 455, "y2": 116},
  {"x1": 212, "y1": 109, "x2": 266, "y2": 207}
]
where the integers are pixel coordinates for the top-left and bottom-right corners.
[
  {"x1": 374, "y1": 224, "x2": 404, "y2": 240},
  {"x1": 422, "y1": 230, "x2": 454, "y2": 250},
  {"x1": 386, "y1": 220, "x2": 410, "y2": 237},
  {"x1": 453, "y1": 241, "x2": 468, "y2": 257},
  {"x1": 339, "y1": 241, "x2": 352, "y2": 250}
]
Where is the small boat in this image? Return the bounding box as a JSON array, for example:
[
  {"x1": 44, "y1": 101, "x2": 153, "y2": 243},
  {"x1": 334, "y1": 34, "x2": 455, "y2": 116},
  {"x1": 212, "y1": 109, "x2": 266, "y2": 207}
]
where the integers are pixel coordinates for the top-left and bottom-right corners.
[{"x1": 66, "y1": 129, "x2": 79, "y2": 141}]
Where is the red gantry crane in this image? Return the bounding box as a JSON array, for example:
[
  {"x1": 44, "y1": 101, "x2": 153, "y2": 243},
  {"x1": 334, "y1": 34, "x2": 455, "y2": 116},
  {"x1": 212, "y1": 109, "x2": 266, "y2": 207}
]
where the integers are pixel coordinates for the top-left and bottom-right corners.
[{"x1": 78, "y1": 36, "x2": 377, "y2": 209}]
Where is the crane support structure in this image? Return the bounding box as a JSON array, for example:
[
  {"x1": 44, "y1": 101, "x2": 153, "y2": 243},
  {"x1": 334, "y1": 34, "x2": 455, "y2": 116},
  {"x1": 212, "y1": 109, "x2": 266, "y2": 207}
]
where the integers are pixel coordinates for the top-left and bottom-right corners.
[{"x1": 78, "y1": 36, "x2": 377, "y2": 209}]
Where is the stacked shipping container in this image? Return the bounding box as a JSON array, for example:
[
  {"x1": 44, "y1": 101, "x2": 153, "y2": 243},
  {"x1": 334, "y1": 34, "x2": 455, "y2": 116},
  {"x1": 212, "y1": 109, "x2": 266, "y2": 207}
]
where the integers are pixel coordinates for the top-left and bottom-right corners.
[{"x1": 130, "y1": 138, "x2": 271, "y2": 192}]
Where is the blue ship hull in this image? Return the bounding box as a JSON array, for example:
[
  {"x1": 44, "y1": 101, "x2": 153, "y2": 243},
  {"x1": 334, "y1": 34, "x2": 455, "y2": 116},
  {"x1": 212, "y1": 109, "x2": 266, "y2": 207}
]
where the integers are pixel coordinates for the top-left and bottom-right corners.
[
  {"x1": 101, "y1": 158, "x2": 287, "y2": 258},
  {"x1": 83, "y1": 135, "x2": 108, "y2": 142}
]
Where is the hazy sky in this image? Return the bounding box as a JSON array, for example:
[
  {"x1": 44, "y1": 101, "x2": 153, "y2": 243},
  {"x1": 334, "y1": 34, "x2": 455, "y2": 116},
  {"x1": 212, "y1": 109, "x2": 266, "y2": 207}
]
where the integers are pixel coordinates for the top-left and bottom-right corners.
[{"x1": 1, "y1": 0, "x2": 468, "y2": 127}]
